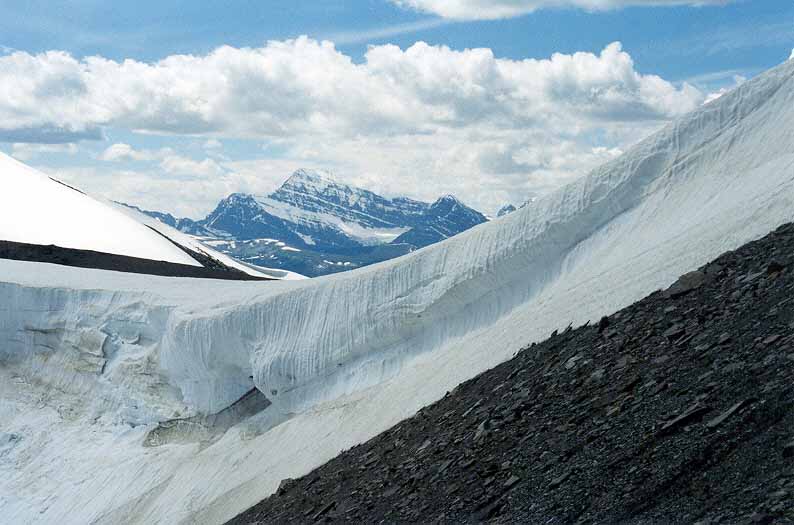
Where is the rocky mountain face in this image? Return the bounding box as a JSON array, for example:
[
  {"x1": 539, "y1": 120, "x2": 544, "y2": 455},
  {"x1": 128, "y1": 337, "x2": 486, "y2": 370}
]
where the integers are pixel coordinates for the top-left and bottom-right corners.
[
  {"x1": 136, "y1": 169, "x2": 488, "y2": 276},
  {"x1": 266, "y1": 169, "x2": 429, "y2": 232},
  {"x1": 230, "y1": 222, "x2": 794, "y2": 524},
  {"x1": 201, "y1": 193, "x2": 308, "y2": 246}
]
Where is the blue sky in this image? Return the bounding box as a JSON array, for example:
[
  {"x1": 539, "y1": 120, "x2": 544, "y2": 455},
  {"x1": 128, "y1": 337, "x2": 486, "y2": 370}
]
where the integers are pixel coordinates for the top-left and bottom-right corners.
[
  {"x1": 3, "y1": 1, "x2": 790, "y2": 81},
  {"x1": 1, "y1": 0, "x2": 793, "y2": 216}
]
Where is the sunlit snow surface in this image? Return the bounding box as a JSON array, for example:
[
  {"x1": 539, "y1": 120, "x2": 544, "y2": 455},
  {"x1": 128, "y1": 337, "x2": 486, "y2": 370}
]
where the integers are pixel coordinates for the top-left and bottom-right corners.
[
  {"x1": 0, "y1": 154, "x2": 201, "y2": 266},
  {"x1": 2, "y1": 59, "x2": 794, "y2": 524},
  {"x1": 256, "y1": 195, "x2": 411, "y2": 245}
]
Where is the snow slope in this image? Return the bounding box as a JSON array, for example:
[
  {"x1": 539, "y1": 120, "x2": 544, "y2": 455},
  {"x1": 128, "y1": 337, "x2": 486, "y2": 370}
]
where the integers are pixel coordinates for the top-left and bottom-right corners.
[
  {"x1": 0, "y1": 153, "x2": 200, "y2": 266},
  {"x1": 2, "y1": 59, "x2": 794, "y2": 524},
  {"x1": 0, "y1": 154, "x2": 303, "y2": 280},
  {"x1": 253, "y1": 195, "x2": 411, "y2": 245},
  {"x1": 245, "y1": 57, "x2": 794, "y2": 414}
]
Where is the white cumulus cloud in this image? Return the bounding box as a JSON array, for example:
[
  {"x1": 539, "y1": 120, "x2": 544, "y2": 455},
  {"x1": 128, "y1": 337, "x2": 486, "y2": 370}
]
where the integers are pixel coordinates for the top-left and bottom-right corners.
[
  {"x1": 391, "y1": 0, "x2": 732, "y2": 20},
  {"x1": 701, "y1": 74, "x2": 746, "y2": 105},
  {"x1": 0, "y1": 38, "x2": 703, "y2": 144},
  {"x1": 2, "y1": 38, "x2": 711, "y2": 215},
  {"x1": 159, "y1": 155, "x2": 226, "y2": 178}
]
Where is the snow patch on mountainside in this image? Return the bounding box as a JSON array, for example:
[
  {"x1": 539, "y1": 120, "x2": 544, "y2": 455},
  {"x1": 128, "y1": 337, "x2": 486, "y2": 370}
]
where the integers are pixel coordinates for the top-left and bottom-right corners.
[
  {"x1": 2, "y1": 59, "x2": 794, "y2": 524},
  {"x1": 254, "y1": 196, "x2": 410, "y2": 245}
]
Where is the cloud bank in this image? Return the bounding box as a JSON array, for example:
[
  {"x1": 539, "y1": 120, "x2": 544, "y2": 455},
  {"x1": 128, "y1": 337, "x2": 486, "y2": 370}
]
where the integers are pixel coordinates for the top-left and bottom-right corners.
[
  {"x1": 1, "y1": 38, "x2": 711, "y2": 215},
  {"x1": 0, "y1": 39, "x2": 701, "y2": 143}
]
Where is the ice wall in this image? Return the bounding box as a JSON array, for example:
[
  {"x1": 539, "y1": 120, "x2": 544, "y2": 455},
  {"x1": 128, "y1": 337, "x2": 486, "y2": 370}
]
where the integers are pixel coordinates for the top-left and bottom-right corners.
[
  {"x1": 3, "y1": 59, "x2": 794, "y2": 423},
  {"x1": 241, "y1": 57, "x2": 794, "y2": 413},
  {"x1": 0, "y1": 268, "x2": 304, "y2": 420},
  {"x1": 2, "y1": 59, "x2": 794, "y2": 525}
]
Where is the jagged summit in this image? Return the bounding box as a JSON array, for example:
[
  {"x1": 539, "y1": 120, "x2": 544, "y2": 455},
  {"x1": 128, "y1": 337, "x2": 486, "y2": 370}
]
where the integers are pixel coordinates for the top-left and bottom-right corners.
[
  {"x1": 434, "y1": 194, "x2": 461, "y2": 203},
  {"x1": 280, "y1": 168, "x2": 338, "y2": 190},
  {"x1": 430, "y1": 194, "x2": 474, "y2": 211},
  {"x1": 391, "y1": 194, "x2": 487, "y2": 247}
]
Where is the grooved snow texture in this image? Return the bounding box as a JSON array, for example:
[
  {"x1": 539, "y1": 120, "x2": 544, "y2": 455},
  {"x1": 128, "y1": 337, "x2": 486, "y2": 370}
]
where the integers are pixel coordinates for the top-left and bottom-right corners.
[
  {"x1": 2, "y1": 59, "x2": 794, "y2": 525},
  {"x1": 231, "y1": 222, "x2": 794, "y2": 525}
]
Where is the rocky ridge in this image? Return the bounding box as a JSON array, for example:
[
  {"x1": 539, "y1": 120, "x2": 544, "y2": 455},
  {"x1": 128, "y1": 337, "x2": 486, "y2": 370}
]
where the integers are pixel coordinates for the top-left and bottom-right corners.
[{"x1": 230, "y1": 222, "x2": 794, "y2": 524}]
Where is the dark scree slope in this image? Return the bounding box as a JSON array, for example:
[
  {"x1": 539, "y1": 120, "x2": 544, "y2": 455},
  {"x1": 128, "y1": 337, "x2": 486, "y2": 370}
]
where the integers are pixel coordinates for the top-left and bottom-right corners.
[{"x1": 230, "y1": 222, "x2": 794, "y2": 524}]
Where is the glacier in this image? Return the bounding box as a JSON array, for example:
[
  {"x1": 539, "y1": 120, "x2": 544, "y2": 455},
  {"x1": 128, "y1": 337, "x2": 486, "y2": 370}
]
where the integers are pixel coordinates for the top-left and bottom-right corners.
[{"x1": 2, "y1": 58, "x2": 794, "y2": 524}]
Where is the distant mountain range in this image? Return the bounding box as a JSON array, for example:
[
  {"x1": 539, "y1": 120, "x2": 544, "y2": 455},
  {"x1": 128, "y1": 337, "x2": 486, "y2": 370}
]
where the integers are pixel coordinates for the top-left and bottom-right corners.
[{"x1": 125, "y1": 169, "x2": 488, "y2": 276}]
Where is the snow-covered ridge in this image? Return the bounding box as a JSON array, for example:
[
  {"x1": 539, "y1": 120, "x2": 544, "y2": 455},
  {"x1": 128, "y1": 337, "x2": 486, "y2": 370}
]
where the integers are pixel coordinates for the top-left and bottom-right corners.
[
  {"x1": 0, "y1": 153, "x2": 201, "y2": 266},
  {"x1": 3, "y1": 59, "x2": 794, "y2": 524},
  {"x1": 0, "y1": 156, "x2": 303, "y2": 280}
]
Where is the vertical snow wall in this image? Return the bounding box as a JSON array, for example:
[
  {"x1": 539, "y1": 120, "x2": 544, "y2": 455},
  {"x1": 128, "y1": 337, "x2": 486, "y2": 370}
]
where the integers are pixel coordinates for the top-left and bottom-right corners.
[
  {"x1": 176, "y1": 58, "x2": 794, "y2": 416},
  {"x1": 2, "y1": 59, "x2": 794, "y2": 423}
]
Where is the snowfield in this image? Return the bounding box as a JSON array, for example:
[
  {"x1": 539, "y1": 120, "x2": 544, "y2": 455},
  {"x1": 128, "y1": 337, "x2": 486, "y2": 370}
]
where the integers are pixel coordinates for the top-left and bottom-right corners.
[{"x1": 2, "y1": 59, "x2": 794, "y2": 524}]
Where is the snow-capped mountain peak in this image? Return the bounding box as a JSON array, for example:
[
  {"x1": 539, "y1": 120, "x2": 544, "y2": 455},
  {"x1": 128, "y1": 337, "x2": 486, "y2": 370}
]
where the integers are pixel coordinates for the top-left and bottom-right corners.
[
  {"x1": 285, "y1": 167, "x2": 336, "y2": 183},
  {"x1": 280, "y1": 168, "x2": 338, "y2": 193},
  {"x1": 257, "y1": 174, "x2": 488, "y2": 250},
  {"x1": 433, "y1": 194, "x2": 462, "y2": 206},
  {"x1": 142, "y1": 170, "x2": 489, "y2": 274},
  {"x1": 265, "y1": 169, "x2": 403, "y2": 230}
]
